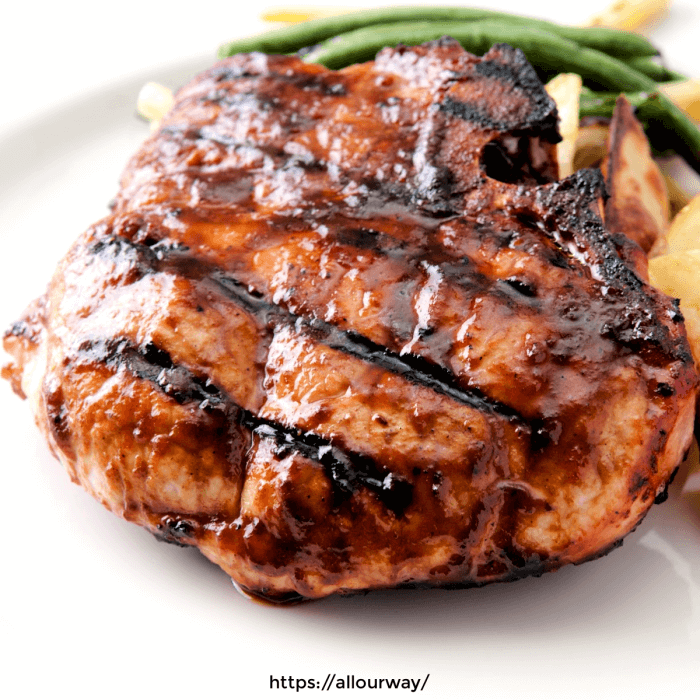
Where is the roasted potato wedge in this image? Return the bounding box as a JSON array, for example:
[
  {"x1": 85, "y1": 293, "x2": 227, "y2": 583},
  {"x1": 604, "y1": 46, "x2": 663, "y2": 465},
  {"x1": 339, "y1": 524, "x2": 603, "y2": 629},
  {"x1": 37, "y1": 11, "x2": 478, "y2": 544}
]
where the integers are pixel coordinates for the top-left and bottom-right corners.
[{"x1": 602, "y1": 95, "x2": 669, "y2": 254}]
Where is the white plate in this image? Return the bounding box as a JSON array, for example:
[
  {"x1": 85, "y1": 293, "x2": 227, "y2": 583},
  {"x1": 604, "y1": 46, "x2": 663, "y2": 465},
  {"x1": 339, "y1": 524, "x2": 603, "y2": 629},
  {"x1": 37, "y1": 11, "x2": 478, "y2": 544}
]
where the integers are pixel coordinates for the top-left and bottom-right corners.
[{"x1": 2, "y1": 4, "x2": 700, "y2": 699}]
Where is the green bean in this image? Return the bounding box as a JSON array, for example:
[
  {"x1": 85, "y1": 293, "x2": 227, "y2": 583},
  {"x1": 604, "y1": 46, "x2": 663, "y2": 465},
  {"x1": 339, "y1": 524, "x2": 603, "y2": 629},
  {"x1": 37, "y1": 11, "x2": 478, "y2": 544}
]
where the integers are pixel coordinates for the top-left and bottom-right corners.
[
  {"x1": 217, "y1": 7, "x2": 658, "y2": 59},
  {"x1": 580, "y1": 87, "x2": 681, "y2": 131},
  {"x1": 624, "y1": 57, "x2": 686, "y2": 82},
  {"x1": 303, "y1": 20, "x2": 700, "y2": 172},
  {"x1": 304, "y1": 21, "x2": 649, "y2": 90},
  {"x1": 303, "y1": 21, "x2": 477, "y2": 69},
  {"x1": 580, "y1": 87, "x2": 653, "y2": 119},
  {"x1": 580, "y1": 87, "x2": 699, "y2": 168}
]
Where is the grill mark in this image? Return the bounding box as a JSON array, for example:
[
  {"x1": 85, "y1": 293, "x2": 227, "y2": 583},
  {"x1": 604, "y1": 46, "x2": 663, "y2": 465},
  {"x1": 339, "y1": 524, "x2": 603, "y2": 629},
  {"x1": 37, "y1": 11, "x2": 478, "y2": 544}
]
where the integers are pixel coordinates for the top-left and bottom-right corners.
[
  {"x1": 91, "y1": 234, "x2": 526, "y2": 424},
  {"x1": 439, "y1": 96, "x2": 512, "y2": 131},
  {"x1": 304, "y1": 321, "x2": 522, "y2": 421},
  {"x1": 209, "y1": 60, "x2": 348, "y2": 96},
  {"x1": 75, "y1": 337, "x2": 413, "y2": 516},
  {"x1": 160, "y1": 124, "x2": 287, "y2": 155}
]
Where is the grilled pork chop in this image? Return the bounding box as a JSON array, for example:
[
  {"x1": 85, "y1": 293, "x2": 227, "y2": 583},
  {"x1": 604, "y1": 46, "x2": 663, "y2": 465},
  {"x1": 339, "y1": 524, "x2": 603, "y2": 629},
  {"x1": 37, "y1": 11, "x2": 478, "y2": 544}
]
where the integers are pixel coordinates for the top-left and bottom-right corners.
[{"x1": 3, "y1": 40, "x2": 697, "y2": 602}]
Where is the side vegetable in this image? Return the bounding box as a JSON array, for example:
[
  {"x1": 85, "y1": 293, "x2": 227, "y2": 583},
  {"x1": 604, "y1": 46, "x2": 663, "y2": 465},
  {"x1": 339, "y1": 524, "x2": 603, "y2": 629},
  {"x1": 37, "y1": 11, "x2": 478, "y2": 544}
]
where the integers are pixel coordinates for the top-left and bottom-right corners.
[
  {"x1": 649, "y1": 207, "x2": 700, "y2": 355},
  {"x1": 586, "y1": 0, "x2": 671, "y2": 32},
  {"x1": 545, "y1": 74, "x2": 582, "y2": 179},
  {"x1": 217, "y1": 7, "x2": 659, "y2": 58},
  {"x1": 136, "y1": 82, "x2": 174, "y2": 130},
  {"x1": 601, "y1": 95, "x2": 669, "y2": 255}
]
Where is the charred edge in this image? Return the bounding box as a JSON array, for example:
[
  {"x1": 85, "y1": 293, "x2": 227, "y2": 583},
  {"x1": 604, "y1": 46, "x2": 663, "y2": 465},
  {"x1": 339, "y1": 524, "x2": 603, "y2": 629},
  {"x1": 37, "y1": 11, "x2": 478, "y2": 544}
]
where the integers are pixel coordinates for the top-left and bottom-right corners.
[
  {"x1": 89, "y1": 234, "x2": 528, "y2": 425},
  {"x1": 669, "y1": 298, "x2": 684, "y2": 325},
  {"x1": 474, "y1": 46, "x2": 560, "y2": 139},
  {"x1": 75, "y1": 337, "x2": 412, "y2": 516},
  {"x1": 537, "y1": 170, "x2": 689, "y2": 362},
  {"x1": 154, "y1": 517, "x2": 196, "y2": 547},
  {"x1": 538, "y1": 171, "x2": 634, "y2": 289},
  {"x1": 653, "y1": 463, "x2": 681, "y2": 505},
  {"x1": 573, "y1": 537, "x2": 624, "y2": 566},
  {"x1": 234, "y1": 582, "x2": 311, "y2": 606},
  {"x1": 4, "y1": 317, "x2": 45, "y2": 345},
  {"x1": 439, "y1": 49, "x2": 559, "y2": 139}
]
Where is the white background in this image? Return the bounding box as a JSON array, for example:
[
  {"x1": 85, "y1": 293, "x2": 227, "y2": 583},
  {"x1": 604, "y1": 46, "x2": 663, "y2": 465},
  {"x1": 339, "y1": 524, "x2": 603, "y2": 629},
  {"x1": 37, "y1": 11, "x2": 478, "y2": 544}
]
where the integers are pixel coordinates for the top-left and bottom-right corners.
[{"x1": 1, "y1": 1, "x2": 700, "y2": 698}]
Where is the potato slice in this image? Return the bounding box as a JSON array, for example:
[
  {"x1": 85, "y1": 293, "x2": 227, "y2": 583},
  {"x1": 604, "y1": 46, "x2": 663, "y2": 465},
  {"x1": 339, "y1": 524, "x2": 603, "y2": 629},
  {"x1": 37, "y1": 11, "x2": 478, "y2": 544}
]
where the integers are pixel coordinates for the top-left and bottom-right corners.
[
  {"x1": 665, "y1": 193, "x2": 700, "y2": 253},
  {"x1": 602, "y1": 95, "x2": 669, "y2": 254},
  {"x1": 137, "y1": 82, "x2": 174, "y2": 131},
  {"x1": 545, "y1": 74, "x2": 582, "y2": 178},
  {"x1": 660, "y1": 79, "x2": 700, "y2": 123},
  {"x1": 586, "y1": 0, "x2": 671, "y2": 32},
  {"x1": 261, "y1": 7, "x2": 356, "y2": 23},
  {"x1": 649, "y1": 250, "x2": 700, "y2": 363}
]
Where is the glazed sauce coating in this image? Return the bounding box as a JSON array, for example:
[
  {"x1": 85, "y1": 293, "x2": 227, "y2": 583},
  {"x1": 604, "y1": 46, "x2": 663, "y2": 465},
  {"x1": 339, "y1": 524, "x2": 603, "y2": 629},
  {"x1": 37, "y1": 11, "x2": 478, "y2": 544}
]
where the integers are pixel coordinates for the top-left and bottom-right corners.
[{"x1": 3, "y1": 39, "x2": 697, "y2": 601}]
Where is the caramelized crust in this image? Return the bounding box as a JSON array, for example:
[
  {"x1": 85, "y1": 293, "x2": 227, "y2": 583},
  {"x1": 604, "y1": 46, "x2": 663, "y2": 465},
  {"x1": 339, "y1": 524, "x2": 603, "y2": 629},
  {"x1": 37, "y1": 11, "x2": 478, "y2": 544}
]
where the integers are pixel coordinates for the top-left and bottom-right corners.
[{"x1": 3, "y1": 40, "x2": 697, "y2": 602}]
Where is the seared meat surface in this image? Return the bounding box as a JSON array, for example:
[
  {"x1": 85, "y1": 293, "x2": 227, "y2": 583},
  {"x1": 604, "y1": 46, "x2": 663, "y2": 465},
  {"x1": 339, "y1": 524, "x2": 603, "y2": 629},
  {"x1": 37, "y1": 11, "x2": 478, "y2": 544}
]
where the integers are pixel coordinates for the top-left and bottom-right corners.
[{"x1": 3, "y1": 40, "x2": 697, "y2": 602}]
